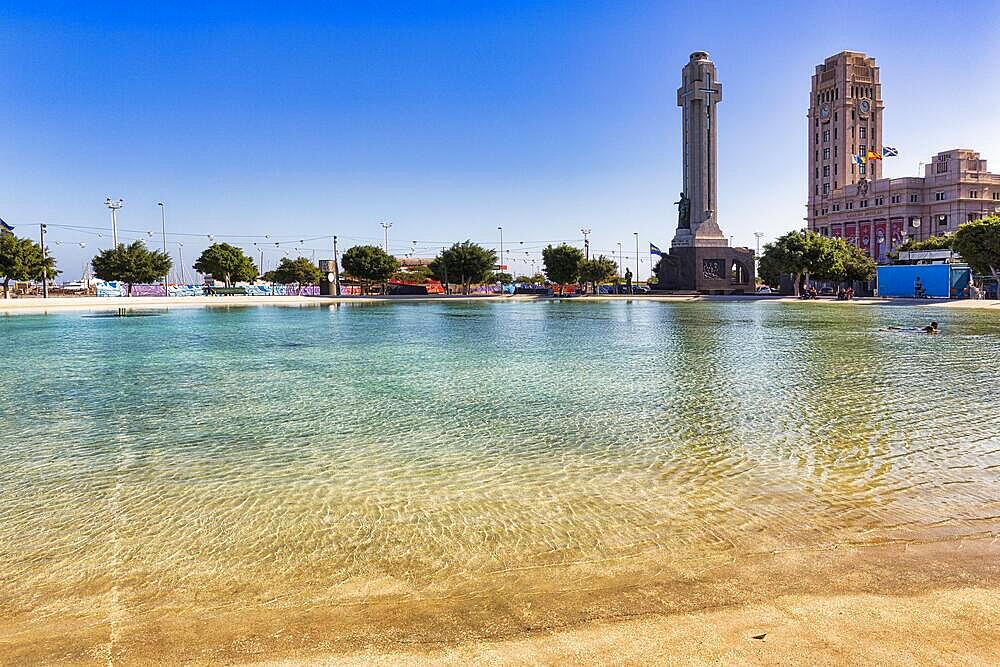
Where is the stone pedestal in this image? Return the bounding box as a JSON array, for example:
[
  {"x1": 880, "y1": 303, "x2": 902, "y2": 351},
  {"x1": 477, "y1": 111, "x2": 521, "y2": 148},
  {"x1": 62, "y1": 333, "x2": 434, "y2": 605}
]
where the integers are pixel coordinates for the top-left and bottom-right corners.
[{"x1": 656, "y1": 246, "x2": 755, "y2": 294}]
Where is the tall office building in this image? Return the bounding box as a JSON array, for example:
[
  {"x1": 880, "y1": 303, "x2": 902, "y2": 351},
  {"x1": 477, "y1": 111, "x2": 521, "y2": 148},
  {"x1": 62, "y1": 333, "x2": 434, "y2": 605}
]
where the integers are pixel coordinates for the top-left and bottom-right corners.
[
  {"x1": 806, "y1": 51, "x2": 883, "y2": 232},
  {"x1": 806, "y1": 51, "x2": 999, "y2": 261}
]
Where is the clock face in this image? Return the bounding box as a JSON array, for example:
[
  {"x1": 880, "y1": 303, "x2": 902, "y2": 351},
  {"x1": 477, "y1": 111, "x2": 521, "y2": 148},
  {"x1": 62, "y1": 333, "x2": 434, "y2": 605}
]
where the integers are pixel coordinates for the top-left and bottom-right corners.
[
  {"x1": 819, "y1": 102, "x2": 831, "y2": 119},
  {"x1": 859, "y1": 99, "x2": 871, "y2": 114}
]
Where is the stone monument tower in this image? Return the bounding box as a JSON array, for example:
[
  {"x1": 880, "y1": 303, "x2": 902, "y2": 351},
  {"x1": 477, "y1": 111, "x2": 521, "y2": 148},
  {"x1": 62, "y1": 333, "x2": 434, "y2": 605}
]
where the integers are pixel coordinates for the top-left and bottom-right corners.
[{"x1": 656, "y1": 51, "x2": 755, "y2": 292}]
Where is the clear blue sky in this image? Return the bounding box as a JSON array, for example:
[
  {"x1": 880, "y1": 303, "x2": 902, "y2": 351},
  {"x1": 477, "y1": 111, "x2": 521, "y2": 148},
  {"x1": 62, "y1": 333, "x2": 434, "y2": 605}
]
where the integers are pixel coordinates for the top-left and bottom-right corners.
[{"x1": 3, "y1": 1, "x2": 998, "y2": 280}]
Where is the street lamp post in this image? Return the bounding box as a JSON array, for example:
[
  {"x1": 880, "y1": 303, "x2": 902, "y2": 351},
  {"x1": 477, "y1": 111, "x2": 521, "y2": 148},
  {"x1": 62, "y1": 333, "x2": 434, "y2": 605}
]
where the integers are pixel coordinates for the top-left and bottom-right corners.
[
  {"x1": 380, "y1": 221, "x2": 392, "y2": 252},
  {"x1": 633, "y1": 232, "x2": 639, "y2": 293},
  {"x1": 39, "y1": 224, "x2": 48, "y2": 298},
  {"x1": 617, "y1": 242, "x2": 623, "y2": 279},
  {"x1": 581, "y1": 228, "x2": 591, "y2": 260},
  {"x1": 158, "y1": 202, "x2": 168, "y2": 296},
  {"x1": 332, "y1": 235, "x2": 341, "y2": 296},
  {"x1": 176, "y1": 242, "x2": 185, "y2": 285},
  {"x1": 105, "y1": 197, "x2": 123, "y2": 246},
  {"x1": 498, "y1": 226, "x2": 503, "y2": 274}
]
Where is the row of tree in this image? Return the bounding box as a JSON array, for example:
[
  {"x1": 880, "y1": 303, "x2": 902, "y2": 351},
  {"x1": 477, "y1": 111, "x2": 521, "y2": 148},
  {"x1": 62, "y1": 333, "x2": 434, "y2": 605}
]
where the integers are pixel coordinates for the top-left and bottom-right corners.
[
  {"x1": 896, "y1": 216, "x2": 1000, "y2": 287},
  {"x1": 758, "y1": 230, "x2": 876, "y2": 294}
]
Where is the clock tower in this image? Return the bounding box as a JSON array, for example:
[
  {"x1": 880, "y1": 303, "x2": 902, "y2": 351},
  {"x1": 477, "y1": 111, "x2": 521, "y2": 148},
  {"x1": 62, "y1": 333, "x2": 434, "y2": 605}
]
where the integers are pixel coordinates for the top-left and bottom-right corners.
[{"x1": 807, "y1": 51, "x2": 883, "y2": 230}]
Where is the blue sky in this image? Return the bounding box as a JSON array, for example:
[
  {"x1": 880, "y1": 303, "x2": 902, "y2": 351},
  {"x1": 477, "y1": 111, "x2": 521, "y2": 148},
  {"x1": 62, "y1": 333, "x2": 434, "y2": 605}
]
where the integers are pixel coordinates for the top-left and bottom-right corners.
[{"x1": 3, "y1": 1, "x2": 998, "y2": 279}]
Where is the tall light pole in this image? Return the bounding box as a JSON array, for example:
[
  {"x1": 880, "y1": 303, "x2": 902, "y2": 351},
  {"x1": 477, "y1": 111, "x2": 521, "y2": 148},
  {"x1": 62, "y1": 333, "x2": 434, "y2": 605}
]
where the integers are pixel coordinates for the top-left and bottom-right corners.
[
  {"x1": 332, "y1": 235, "x2": 341, "y2": 296},
  {"x1": 633, "y1": 232, "x2": 639, "y2": 292},
  {"x1": 158, "y1": 202, "x2": 168, "y2": 296},
  {"x1": 39, "y1": 224, "x2": 48, "y2": 298},
  {"x1": 497, "y1": 226, "x2": 503, "y2": 273},
  {"x1": 176, "y1": 242, "x2": 185, "y2": 285},
  {"x1": 753, "y1": 231, "x2": 764, "y2": 274},
  {"x1": 617, "y1": 242, "x2": 623, "y2": 279},
  {"x1": 380, "y1": 221, "x2": 392, "y2": 252},
  {"x1": 105, "y1": 197, "x2": 123, "y2": 246},
  {"x1": 581, "y1": 228, "x2": 591, "y2": 260}
]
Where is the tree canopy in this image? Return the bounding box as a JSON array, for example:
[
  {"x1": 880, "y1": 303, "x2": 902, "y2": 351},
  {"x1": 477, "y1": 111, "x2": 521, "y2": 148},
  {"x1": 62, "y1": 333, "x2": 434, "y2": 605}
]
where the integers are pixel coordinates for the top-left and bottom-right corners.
[
  {"x1": 0, "y1": 233, "x2": 59, "y2": 298},
  {"x1": 268, "y1": 256, "x2": 323, "y2": 285},
  {"x1": 954, "y1": 215, "x2": 1000, "y2": 284},
  {"x1": 428, "y1": 241, "x2": 496, "y2": 294},
  {"x1": 193, "y1": 243, "x2": 257, "y2": 287},
  {"x1": 542, "y1": 244, "x2": 584, "y2": 292},
  {"x1": 493, "y1": 271, "x2": 513, "y2": 285},
  {"x1": 758, "y1": 230, "x2": 874, "y2": 292},
  {"x1": 578, "y1": 255, "x2": 618, "y2": 294},
  {"x1": 91, "y1": 241, "x2": 172, "y2": 296},
  {"x1": 898, "y1": 232, "x2": 955, "y2": 252},
  {"x1": 340, "y1": 245, "x2": 400, "y2": 294}
]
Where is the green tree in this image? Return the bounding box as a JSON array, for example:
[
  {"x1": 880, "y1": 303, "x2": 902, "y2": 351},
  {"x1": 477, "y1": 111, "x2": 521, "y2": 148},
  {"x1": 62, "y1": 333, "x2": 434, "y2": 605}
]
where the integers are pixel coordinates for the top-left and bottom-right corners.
[
  {"x1": 493, "y1": 272, "x2": 513, "y2": 284},
  {"x1": 578, "y1": 255, "x2": 618, "y2": 294},
  {"x1": 341, "y1": 245, "x2": 400, "y2": 294},
  {"x1": 898, "y1": 233, "x2": 955, "y2": 252},
  {"x1": 428, "y1": 241, "x2": 496, "y2": 294},
  {"x1": 392, "y1": 265, "x2": 434, "y2": 284},
  {"x1": 0, "y1": 234, "x2": 59, "y2": 298},
  {"x1": 758, "y1": 230, "x2": 828, "y2": 294},
  {"x1": 193, "y1": 243, "x2": 257, "y2": 287},
  {"x1": 953, "y1": 215, "x2": 1000, "y2": 290},
  {"x1": 91, "y1": 241, "x2": 172, "y2": 296},
  {"x1": 269, "y1": 256, "x2": 323, "y2": 285},
  {"x1": 831, "y1": 239, "x2": 876, "y2": 283},
  {"x1": 542, "y1": 244, "x2": 584, "y2": 294}
]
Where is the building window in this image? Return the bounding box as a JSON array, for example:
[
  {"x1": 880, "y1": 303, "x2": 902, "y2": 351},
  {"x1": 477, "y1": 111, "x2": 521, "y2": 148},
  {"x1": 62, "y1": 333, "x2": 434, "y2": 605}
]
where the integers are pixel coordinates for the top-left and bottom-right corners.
[
  {"x1": 821, "y1": 226, "x2": 829, "y2": 236},
  {"x1": 834, "y1": 128, "x2": 838, "y2": 140},
  {"x1": 823, "y1": 130, "x2": 830, "y2": 143},
  {"x1": 847, "y1": 202, "x2": 854, "y2": 210},
  {"x1": 993, "y1": 192, "x2": 1000, "y2": 200},
  {"x1": 937, "y1": 214, "x2": 948, "y2": 226},
  {"x1": 823, "y1": 183, "x2": 830, "y2": 195},
  {"x1": 834, "y1": 180, "x2": 838, "y2": 189},
  {"x1": 834, "y1": 146, "x2": 838, "y2": 158},
  {"x1": 936, "y1": 161, "x2": 948, "y2": 174},
  {"x1": 890, "y1": 195, "x2": 900, "y2": 204},
  {"x1": 875, "y1": 197, "x2": 884, "y2": 206},
  {"x1": 823, "y1": 148, "x2": 830, "y2": 160},
  {"x1": 823, "y1": 166, "x2": 830, "y2": 177},
  {"x1": 935, "y1": 192, "x2": 945, "y2": 201},
  {"x1": 859, "y1": 144, "x2": 866, "y2": 155},
  {"x1": 833, "y1": 204, "x2": 840, "y2": 211},
  {"x1": 859, "y1": 127, "x2": 867, "y2": 140},
  {"x1": 860, "y1": 199, "x2": 868, "y2": 208},
  {"x1": 814, "y1": 208, "x2": 819, "y2": 216},
  {"x1": 910, "y1": 194, "x2": 920, "y2": 203},
  {"x1": 859, "y1": 164, "x2": 866, "y2": 175},
  {"x1": 970, "y1": 190, "x2": 979, "y2": 198},
  {"x1": 815, "y1": 167, "x2": 819, "y2": 179}
]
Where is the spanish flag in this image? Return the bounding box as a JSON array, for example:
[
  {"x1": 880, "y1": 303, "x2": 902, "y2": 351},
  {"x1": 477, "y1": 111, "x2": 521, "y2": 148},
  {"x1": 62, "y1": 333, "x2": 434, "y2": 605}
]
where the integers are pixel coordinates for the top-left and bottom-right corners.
[{"x1": 867, "y1": 150, "x2": 882, "y2": 161}]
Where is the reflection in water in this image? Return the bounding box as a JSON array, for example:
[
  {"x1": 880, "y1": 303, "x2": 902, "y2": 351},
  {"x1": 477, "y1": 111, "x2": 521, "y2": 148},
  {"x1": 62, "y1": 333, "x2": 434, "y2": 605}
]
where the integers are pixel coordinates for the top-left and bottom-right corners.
[{"x1": 0, "y1": 301, "x2": 998, "y2": 661}]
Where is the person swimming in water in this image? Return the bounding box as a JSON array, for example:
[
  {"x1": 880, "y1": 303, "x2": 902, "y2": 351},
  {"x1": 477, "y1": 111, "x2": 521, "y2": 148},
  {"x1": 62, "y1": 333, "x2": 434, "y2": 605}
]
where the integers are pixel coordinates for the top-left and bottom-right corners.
[{"x1": 886, "y1": 321, "x2": 939, "y2": 333}]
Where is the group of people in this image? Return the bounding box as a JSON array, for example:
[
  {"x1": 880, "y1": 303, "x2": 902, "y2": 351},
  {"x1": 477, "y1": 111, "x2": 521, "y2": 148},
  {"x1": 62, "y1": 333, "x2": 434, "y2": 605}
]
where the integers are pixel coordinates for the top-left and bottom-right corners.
[
  {"x1": 965, "y1": 282, "x2": 986, "y2": 300},
  {"x1": 836, "y1": 287, "x2": 855, "y2": 300},
  {"x1": 798, "y1": 285, "x2": 820, "y2": 300}
]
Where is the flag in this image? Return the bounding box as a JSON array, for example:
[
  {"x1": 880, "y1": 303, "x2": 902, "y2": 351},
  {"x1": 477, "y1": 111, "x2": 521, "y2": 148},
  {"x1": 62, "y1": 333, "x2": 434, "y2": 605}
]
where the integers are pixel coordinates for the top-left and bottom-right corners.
[
  {"x1": 650, "y1": 243, "x2": 662, "y2": 255},
  {"x1": 867, "y1": 150, "x2": 882, "y2": 161},
  {"x1": 853, "y1": 154, "x2": 865, "y2": 166},
  {"x1": 882, "y1": 146, "x2": 899, "y2": 157}
]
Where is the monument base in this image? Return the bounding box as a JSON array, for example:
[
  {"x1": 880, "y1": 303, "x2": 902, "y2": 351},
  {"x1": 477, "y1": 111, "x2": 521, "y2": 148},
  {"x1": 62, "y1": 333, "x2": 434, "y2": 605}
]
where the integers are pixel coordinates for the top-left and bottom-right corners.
[{"x1": 655, "y1": 245, "x2": 755, "y2": 294}]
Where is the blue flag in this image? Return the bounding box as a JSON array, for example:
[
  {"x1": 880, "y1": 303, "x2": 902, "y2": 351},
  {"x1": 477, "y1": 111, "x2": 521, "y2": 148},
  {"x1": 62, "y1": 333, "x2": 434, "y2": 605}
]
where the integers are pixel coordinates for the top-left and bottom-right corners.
[
  {"x1": 650, "y1": 243, "x2": 662, "y2": 255},
  {"x1": 882, "y1": 146, "x2": 899, "y2": 157}
]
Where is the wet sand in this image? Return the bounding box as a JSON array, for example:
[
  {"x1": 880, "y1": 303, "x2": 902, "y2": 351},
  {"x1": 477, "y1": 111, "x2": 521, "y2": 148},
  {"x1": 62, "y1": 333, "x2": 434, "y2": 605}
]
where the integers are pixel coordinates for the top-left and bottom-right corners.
[{"x1": 4, "y1": 539, "x2": 998, "y2": 665}]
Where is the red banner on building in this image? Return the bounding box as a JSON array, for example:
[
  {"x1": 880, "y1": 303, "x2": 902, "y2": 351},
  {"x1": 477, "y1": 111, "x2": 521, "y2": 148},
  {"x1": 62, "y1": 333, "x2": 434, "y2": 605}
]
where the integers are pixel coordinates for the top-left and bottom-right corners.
[
  {"x1": 845, "y1": 222, "x2": 857, "y2": 247},
  {"x1": 860, "y1": 223, "x2": 872, "y2": 255},
  {"x1": 890, "y1": 219, "x2": 904, "y2": 248},
  {"x1": 875, "y1": 222, "x2": 887, "y2": 261},
  {"x1": 831, "y1": 224, "x2": 843, "y2": 239}
]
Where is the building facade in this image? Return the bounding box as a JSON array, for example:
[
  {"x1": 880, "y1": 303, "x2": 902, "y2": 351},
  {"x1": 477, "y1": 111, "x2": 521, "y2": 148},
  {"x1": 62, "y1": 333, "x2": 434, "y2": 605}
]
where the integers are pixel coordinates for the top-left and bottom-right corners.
[{"x1": 805, "y1": 52, "x2": 1000, "y2": 262}]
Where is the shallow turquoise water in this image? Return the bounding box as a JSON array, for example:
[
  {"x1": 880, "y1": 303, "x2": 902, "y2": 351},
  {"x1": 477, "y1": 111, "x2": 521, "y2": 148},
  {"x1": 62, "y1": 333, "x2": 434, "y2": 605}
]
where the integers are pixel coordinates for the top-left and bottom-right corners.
[{"x1": 2, "y1": 300, "x2": 999, "y2": 656}]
